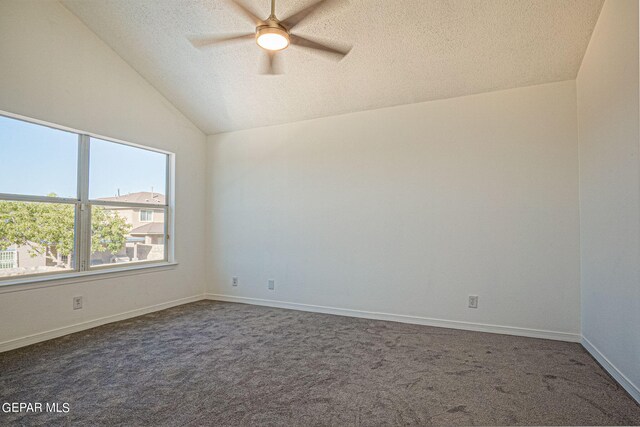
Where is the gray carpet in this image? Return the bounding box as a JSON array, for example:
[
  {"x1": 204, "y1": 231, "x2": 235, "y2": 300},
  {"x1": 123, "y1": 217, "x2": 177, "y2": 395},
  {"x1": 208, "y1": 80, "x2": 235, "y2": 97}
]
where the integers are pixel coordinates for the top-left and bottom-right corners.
[{"x1": 1, "y1": 301, "x2": 639, "y2": 426}]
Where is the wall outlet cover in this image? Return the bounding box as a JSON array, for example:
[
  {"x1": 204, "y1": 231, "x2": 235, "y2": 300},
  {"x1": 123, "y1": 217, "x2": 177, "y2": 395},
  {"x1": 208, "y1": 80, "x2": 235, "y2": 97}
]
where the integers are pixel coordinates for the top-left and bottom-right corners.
[{"x1": 468, "y1": 295, "x2": 479, "y2": 309}]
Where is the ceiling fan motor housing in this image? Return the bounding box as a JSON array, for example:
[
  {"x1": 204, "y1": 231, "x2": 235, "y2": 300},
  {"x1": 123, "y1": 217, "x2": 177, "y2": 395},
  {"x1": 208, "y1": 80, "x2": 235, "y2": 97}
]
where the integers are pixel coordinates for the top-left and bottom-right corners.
[{"x1": 256, "y1": 19, "x2": 290, "y2": 51}]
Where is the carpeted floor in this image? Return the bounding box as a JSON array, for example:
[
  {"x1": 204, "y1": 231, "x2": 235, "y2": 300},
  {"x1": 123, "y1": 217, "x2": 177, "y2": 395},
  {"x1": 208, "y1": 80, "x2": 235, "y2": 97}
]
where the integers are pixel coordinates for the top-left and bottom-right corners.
[{"x1": 1, "y1": 301, "x2": 639, "y2": 426}]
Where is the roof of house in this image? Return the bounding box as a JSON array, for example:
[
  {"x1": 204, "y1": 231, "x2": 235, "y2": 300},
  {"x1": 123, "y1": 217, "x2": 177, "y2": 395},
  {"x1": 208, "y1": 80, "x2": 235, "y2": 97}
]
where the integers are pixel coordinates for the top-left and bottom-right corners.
[
  {"x1": 98, "y1": 191, "x2": 165, "y2": 205},
  {"x1": 129, "y1": 223, "x2": 164, "y2": 235}
]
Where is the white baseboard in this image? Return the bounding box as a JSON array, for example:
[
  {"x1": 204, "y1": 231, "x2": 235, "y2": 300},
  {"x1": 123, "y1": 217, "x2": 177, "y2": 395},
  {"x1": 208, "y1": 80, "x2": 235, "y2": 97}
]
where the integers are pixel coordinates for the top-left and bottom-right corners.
[
  {"x1": 582, "y1": 336, "x2": 640, "y2": 404},
  {"x1": 0, "y1": 294, "x2": 205, "y2": 353},
  {"x1": 205, "y1": 293, "x2": 582, "y2": 343}
]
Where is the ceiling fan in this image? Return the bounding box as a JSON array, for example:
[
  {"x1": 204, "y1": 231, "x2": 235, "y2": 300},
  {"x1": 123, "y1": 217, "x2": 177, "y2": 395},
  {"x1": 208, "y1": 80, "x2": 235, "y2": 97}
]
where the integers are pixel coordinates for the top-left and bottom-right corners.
[{"x1": 190, "y1": 0, "x2": 351, "y2": 74}]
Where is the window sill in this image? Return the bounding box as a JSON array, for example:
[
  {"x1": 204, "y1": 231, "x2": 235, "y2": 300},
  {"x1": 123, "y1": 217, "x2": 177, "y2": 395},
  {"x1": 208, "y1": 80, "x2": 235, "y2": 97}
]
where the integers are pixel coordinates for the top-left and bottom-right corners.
[{"x1": 0, "y1": 261, "x2": 179, "y2": 294}]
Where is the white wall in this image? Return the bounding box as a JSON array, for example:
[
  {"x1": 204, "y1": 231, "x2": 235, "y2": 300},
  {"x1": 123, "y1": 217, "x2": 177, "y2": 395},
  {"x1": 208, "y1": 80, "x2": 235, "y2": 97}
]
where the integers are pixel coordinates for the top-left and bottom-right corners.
[
  {"x1": 207, "y1": 80, "x2": 581, "y2": 339},
  {"x1": 0, "y1": 0, "x2": 207, "y2": 349},
  {"x1": 577, "y1": 0, "x2": 640, "y2": 401}
]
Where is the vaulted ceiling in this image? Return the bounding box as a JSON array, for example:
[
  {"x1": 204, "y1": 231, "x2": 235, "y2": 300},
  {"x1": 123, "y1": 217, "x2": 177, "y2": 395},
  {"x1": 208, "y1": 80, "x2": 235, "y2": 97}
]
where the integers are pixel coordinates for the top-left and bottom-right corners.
[{"x1": 62, "y1": 0, "x2": 603, "y2": 135}]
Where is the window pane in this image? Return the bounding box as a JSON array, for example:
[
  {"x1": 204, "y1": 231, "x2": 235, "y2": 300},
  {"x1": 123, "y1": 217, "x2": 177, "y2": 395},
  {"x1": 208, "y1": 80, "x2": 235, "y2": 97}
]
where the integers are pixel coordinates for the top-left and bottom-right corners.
[
  {"x1": 0, "y1": 116, "x2": 78, "y2": 198},
  {"x1": 140, "y1": 209, "x2": 153, "y2": 222},
  {"x1": 90, "y1": 205, "x2": 165, "y2": 267},
  {"x1": 0, "y1": 200, "x2": 75, "y2": 278},
  {"x1": 89, "y1": 137, "x2": 167, "y2": 201}
]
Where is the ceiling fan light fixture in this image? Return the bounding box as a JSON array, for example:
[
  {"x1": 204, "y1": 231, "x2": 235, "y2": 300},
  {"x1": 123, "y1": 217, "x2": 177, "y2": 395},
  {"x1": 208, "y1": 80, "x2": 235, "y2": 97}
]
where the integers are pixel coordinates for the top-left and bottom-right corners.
[{"x1": 256, "y1": 26, "x2": 289, "y2": 51}]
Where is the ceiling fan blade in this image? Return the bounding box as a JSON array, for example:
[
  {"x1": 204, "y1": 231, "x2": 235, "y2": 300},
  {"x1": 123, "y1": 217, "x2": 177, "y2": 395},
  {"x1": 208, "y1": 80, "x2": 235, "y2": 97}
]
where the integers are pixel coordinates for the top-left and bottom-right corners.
[
  {"x1": 261, "y1": 51, "x2": 282, "y2": 75},
  {"x1": 227, "y1": 0, "x2": 265, "y2": 26},
  {"x1": 280, "y1": 0, "x2": 341, "y2": 30},
  {"x1": 189, "y1": 33, "x2": 255, "y2": 49},
  {"x1": 289, "y1": 34, "x2": 351, "y2": 59}
]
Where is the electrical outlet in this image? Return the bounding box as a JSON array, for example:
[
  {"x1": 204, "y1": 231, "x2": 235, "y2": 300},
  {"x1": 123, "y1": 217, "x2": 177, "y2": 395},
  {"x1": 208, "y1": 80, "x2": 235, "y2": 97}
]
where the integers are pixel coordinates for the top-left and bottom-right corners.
[
  {"x1": 73, "y1": 296, "x2": 83, "y2": 310},
  {"x1": 232, "y1": 277, "x2": 238, "y2": 287},
  {"x1": 468, "y1": 295, "x2": 478, "y2": 309},
  {"x1": 268, "y1": 279, "x2": 275, "y2": 290}
]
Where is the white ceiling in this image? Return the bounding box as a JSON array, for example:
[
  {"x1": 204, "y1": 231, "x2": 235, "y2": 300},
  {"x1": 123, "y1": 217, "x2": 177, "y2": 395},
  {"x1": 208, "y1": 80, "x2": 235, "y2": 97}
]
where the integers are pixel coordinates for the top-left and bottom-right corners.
[{"x1": 62, "y1": 0, "x2": 603, "y2": 135}]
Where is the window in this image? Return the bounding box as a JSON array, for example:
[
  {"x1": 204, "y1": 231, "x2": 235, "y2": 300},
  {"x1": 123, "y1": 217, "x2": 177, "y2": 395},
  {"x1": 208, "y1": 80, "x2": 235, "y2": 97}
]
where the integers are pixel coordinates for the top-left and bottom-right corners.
[
  {"x1": 0, "y1": 113, "x2": 172, "y2": 281},
  {"x1": 0, "y1": 116, "x2": 77, "y2": 198},
  {"x1": 140, "y1": 210, "x2": 153, "y2": 222}
]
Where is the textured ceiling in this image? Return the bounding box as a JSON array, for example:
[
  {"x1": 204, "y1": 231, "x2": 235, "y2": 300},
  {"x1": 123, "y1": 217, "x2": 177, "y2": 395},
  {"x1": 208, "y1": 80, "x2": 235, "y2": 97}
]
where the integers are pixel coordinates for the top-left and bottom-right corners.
[{"x1": 62, "y1": 0, "x2": 603, "y2": 135}]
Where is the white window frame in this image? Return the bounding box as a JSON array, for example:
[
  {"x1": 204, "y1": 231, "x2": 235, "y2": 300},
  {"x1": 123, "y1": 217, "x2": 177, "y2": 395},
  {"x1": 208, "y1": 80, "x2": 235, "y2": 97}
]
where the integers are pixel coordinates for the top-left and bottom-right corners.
[
  {"x1": 0, "y1": 110, "x2": 175, "y2": 286},
  {"x1": 139, "y1": 209, "x2": 154, "y2": 222}
]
